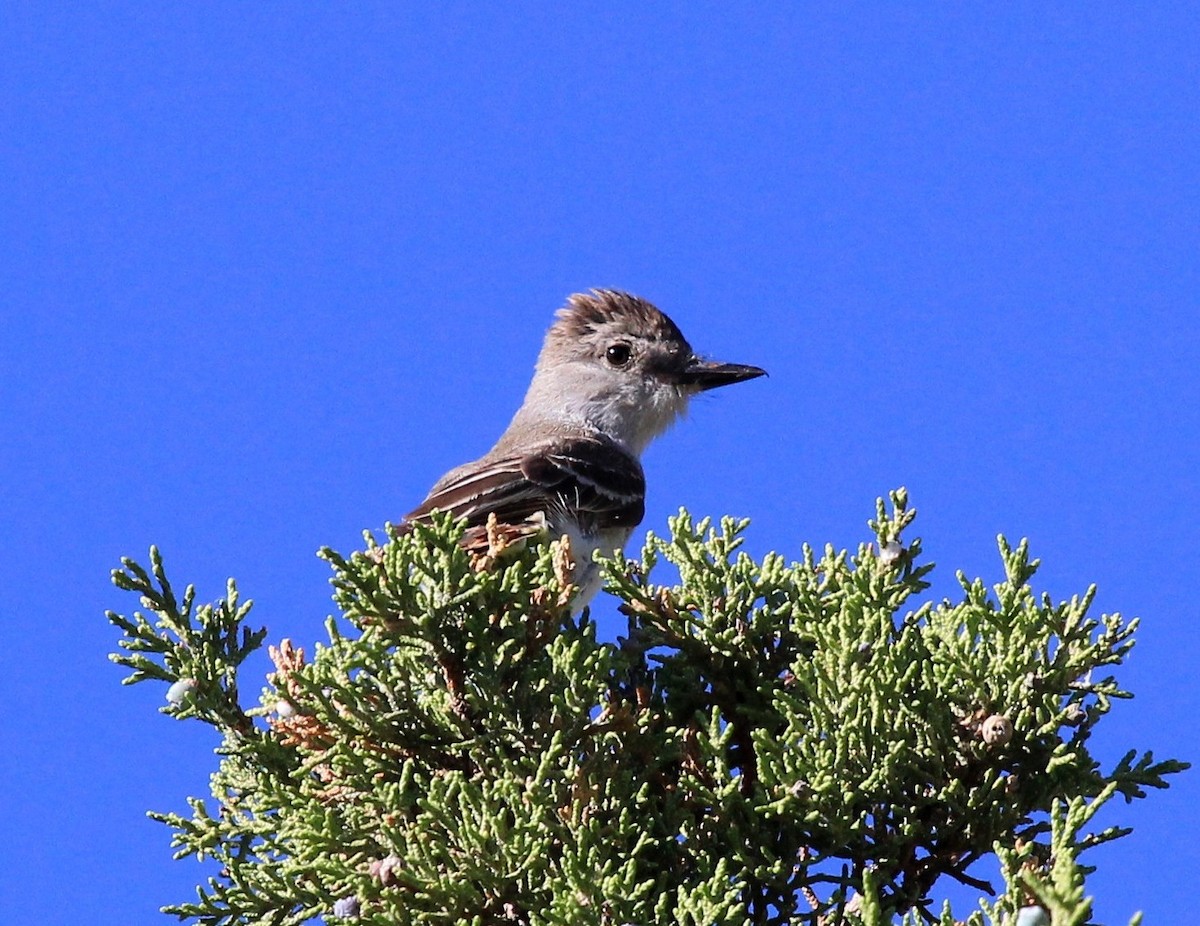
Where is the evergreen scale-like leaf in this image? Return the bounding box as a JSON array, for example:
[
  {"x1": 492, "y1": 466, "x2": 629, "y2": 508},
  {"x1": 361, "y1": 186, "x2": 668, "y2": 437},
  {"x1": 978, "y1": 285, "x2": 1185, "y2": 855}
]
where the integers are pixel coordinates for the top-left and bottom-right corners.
[{"x1": 107, "y1": 493, "x2": 1186, "y2": 925}]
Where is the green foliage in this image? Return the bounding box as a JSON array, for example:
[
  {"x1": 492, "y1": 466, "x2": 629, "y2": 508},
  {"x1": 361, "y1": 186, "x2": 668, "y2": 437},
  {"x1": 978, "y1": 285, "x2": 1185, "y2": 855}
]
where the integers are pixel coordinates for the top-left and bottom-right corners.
[
  {"x1": 108, "y1": 491, "x2": 1185, "y2": 925},
  {"x1": 110, "y1": 548, "x2": 266, "y2": 733}
]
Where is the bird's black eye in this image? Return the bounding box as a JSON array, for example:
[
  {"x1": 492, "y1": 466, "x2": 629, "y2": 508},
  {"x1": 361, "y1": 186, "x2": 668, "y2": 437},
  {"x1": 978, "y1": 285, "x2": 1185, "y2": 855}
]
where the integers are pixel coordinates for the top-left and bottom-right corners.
[{"x1": 605, "y1": 342, "x2": 633, "y2": 367}]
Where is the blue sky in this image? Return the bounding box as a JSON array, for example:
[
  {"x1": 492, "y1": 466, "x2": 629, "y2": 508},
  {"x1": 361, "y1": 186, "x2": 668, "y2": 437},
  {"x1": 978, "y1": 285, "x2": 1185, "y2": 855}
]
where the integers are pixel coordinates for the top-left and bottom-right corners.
[{"x1": 2, "y1": 5, "x2": 1197, "y2": 923}]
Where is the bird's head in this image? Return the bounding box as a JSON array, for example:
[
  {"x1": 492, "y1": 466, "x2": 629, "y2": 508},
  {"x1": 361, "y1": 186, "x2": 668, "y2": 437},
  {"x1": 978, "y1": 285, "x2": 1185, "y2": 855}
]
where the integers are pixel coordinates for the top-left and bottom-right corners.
[{"x1": 524, "y1": 289, "x2": 765, "y2": 452}]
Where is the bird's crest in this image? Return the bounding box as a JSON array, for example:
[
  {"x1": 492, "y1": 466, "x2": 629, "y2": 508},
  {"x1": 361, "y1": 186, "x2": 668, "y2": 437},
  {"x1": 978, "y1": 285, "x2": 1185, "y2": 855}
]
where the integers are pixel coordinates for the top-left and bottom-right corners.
[{"x1": 549, "y1": 289, "x2": 687, "y2": 348}]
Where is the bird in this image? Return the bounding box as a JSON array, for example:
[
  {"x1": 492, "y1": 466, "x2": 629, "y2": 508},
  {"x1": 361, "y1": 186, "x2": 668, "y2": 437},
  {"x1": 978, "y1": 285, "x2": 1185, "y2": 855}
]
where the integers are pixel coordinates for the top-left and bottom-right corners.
[{"x1": 402, "y1": 289, "x2": 765, "y2": 607}]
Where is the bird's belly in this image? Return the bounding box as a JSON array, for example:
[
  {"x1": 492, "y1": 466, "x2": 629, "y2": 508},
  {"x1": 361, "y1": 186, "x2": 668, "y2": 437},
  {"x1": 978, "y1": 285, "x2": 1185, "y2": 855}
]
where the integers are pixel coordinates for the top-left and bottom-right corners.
[{"x1": 556, "y1": 522, "x2": 632, "y2": 612}]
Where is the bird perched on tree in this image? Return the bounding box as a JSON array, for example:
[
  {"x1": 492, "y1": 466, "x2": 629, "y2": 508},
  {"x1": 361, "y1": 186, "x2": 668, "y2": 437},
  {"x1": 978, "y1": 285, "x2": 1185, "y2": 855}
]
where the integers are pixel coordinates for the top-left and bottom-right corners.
[{"x1": 403, "y1": 289, "x2": 765, "y2": 607}]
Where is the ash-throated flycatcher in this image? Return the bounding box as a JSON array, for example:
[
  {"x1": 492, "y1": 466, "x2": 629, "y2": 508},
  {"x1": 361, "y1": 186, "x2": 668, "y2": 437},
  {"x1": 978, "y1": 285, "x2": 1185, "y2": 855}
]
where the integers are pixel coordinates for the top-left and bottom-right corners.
[{"x1": 403, "y1": 289, "x2": 765, "y2": 606}]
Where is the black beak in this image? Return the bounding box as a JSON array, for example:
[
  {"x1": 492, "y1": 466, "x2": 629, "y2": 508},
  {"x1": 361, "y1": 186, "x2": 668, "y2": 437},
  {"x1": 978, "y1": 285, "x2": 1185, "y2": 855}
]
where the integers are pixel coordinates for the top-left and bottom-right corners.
[{"x1": 675, "y1": 356, "x2": 767, "y2": 391}]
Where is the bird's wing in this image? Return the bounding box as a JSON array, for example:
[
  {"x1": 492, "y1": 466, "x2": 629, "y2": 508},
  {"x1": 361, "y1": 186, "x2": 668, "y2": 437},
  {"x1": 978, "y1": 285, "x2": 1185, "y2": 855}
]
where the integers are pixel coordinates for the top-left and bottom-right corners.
[{"x1": 404, "y1": 435, "x2": 645, "y2": 532}]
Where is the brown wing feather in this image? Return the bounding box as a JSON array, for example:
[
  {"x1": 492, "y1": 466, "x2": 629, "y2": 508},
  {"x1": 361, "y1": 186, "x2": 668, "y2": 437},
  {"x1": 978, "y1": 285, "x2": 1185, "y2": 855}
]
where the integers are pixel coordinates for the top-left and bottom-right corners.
[{"x1": 403, "y1": 435, "x2": 645, "y2": 533}]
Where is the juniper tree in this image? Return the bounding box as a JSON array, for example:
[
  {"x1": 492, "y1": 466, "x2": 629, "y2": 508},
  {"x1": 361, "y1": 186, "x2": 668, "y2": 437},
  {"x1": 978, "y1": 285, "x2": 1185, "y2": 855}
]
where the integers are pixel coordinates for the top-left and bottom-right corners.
[{"x1": 108, "y1": 490, "x2": 1185, "y2": 925}]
